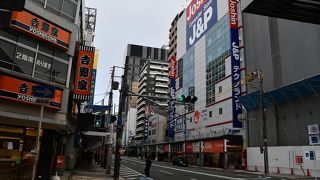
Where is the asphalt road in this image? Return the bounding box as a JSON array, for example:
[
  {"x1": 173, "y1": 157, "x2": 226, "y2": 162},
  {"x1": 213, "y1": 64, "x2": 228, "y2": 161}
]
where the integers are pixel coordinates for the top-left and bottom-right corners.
[{"x1": 118, "y1": 156, "x2": 285, "y2": 180}]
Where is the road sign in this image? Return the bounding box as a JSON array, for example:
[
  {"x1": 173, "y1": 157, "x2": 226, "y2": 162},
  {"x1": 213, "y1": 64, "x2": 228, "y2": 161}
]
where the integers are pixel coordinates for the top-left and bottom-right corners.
[
  {"x1": 105, "y1": 114, "x2": 110, "y2": 126},
  {"x1": 35, "y1": 98, "x2": 50, "y2": 104},
  {"x1": 32, "y1": 86, "x2": 55, "y2": 98},
  {"x1": 84, "y1": 105, "x2": 93, "y2": 113},
  {"x1": 92, "y1": 105, "x2": 111, "y2": 112}
]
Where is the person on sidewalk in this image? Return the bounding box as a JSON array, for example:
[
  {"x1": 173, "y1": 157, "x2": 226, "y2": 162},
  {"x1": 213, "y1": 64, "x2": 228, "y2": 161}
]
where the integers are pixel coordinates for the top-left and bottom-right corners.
[{"x1": 144, "y1": 155, "x2": 152, "y2": 177}]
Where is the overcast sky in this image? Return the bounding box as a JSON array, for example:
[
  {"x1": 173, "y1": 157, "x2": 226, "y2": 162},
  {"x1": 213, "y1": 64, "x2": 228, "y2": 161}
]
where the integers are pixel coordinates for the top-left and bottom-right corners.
[{"x1": 85, "y1": 0, "x2": 189, "y2": 105}]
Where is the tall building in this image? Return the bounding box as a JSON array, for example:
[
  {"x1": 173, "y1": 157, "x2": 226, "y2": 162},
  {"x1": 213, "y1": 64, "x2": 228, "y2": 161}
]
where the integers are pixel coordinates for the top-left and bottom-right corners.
[
  {"x1": 0, "y1": 0, "x2": 89, "y2": 178},
  {"x1": 136, "y1": 60, "x2": 169, "y2": 144},
  {"x1": 122, "y1": 44, "x2": 168, "y2": 152},
  {"x1": 240, "y1": 11, "x2": 320, "y2": 172},
  {"x1": 164, "y1": 0, "x2": 245, "y2": 167},
  {"x1": 168, "y1": 11, "x2": 184, "y2": 60}
]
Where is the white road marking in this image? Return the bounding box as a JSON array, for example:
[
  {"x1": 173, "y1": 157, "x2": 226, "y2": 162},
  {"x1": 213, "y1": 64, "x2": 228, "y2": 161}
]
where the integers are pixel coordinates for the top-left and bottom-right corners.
[
  {"x1": 123, "y1": 174, "x2": 144, "y2": 178},
  {"x1": 122, "y1": 157, "x2": 244, "y2": 180},
  {"x1": 121, "y1": 164, "x2": 154, "y2": 180},
  {"x1": 190, "y1": 178, "x2": 198, "y2": 180},
  {"x1": 160, "y1": 170, "x2": 173, "y2": 175}
]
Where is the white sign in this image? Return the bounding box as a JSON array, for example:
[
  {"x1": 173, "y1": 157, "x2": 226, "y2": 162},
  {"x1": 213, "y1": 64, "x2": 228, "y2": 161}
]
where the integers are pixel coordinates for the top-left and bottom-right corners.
[
  {"x1": 308, "y1": 124, "x2": 319, "y2": 135},
  {"x1": 8, "y1": 142, "x2": 13, "y2": 150},
  {"x1": 316, "y1": 151, "x2": 320, "y2": 160},
  {"x1": 309, "y1": 134, "x2": 320, "y2": 145},
  {"x1": 304, "y1": 151, "x2": 310, "y2": 160}
]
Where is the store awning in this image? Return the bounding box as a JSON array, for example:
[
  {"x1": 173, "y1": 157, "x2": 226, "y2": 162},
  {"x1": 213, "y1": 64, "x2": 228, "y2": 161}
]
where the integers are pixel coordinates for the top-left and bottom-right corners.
[{"x1": 240, "y1": 74, "x2": 320, "y2": 112}]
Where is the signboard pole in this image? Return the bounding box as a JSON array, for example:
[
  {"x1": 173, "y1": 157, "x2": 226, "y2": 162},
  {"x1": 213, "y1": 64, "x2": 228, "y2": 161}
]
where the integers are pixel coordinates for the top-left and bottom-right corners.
[{"x1": 31, "y1": 103, "x2": 44, "y2": 180}]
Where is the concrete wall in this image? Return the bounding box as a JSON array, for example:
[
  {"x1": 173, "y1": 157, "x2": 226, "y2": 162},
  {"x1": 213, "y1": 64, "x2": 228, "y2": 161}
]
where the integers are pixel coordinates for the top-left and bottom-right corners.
[
  {"x1": 247, "y1": 146, "x2": 320, "y2": 177},
  {"x1": 243, "y1": 13, "x2": 320, "y2": 147}
]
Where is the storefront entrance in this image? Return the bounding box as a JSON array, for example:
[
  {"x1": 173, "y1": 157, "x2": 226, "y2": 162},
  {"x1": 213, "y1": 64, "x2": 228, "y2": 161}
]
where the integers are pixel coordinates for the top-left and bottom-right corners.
[{"x1": 0, "y1": 125, "x2": 41, "y2": 180}]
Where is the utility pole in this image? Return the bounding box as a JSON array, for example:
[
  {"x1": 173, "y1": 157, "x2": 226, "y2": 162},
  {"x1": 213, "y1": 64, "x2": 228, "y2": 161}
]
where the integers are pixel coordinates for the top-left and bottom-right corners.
[
  {"x1": 183, "y1": 104, "x2": 187, "y2": 158},
  {"x1": 258, "y1": 70, "x2": 269, "y2": 175},
  {"x1": 114, "y1": 68, "x2": 127, "y2": 180},
  {"x1": 105, "y1": 66, "x2": 115, "y2": 174}
]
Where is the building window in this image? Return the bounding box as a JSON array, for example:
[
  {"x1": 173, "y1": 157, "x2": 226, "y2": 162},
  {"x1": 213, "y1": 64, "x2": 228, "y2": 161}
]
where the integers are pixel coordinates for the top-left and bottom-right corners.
[
  {"x1": 30, "y1": 0, "x2": 78, "y2": 23},
  {"x1": 0, "y1": 39, "x2": 15, "y2": 70},
  {"x1": 209, "y1": 111, "x2": 212, "y2": 117},
  {"x1": 154, "y1": 48, "x2": 159, "y2": 59},
  {"x1": 219, "y1": 108, "x2": 223, "y2": 115},
  {"x1": 152, "y1": 129, "x2": 156, "y2": 135},
  {"x1": 160, "y1": 49, "x2": 166, "y2": 60},
  {"x1": 147, "y1": 47, "x2": 151, "y2": 58},
  {"x1": 219, "y1": 86, "x2": 222, "y2": 93},
  {"x1": 130, "y1": 45, "x2": 143, "y2": 57}
]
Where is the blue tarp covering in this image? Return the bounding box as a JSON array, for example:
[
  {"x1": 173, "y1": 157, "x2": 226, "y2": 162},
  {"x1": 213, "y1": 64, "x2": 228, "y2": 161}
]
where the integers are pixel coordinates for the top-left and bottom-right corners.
[{"x1": 240, "y1": 74, "x2": 320, "y2": 112}]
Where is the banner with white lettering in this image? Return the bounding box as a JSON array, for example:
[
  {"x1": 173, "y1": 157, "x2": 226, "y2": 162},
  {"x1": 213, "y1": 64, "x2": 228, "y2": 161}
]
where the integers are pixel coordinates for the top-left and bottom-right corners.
[
  {"x1": 169, "y1": 56, "x2": 176, "y2": 137},
  {"x1": 186, "y1": 0, "x2": 217, "y2": 50},
  {"x1": 229, "y1": 0, "x2": 242, "y2": 128}
]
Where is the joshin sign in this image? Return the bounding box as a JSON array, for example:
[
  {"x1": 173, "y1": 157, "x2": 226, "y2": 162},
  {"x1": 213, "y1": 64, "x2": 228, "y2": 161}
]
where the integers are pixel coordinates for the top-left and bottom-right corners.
[
  {"x1": 186, "y1": 0, "x2": 217, "y2": 50},
  {"x1": 229, "y1": 0, "x2": 242, "y2": 128}
]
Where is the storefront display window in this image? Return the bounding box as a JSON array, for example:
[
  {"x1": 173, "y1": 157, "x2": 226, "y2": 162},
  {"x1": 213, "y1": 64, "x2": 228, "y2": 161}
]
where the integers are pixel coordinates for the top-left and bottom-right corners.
[{"x1": 0, "y1": 30, "x2": 70, "y2": 86}]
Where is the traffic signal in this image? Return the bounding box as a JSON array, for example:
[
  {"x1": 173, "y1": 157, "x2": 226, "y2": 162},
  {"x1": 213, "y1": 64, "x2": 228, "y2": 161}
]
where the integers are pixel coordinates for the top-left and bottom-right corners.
[
  {"x1": 177, "y1": 95, "x2": 198, "y2": 103},
  {"x1": 94, "y1": 115, "x2": 102, "y2": 128},
  {"x1": 112, "y1": 81, "x2": 119, "y2": 90},
  {"x1": 110, "y1": 115, "x2": 117, "y2": 123}
]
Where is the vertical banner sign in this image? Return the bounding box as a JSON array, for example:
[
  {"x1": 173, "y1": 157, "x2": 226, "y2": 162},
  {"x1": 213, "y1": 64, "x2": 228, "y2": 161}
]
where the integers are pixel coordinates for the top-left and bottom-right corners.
[
  {"x1": 186, "y1": 0, "x2": 217, "y2": 50},
  {"x1": 73, "y1": 45, "x2": 95, "y2": 101},
  {"x1": 169, "y1": 56, "x2": 177, "y2": 138},
  {"x1": 229, "y1": 0, "x2": 242, "y2": 128}
]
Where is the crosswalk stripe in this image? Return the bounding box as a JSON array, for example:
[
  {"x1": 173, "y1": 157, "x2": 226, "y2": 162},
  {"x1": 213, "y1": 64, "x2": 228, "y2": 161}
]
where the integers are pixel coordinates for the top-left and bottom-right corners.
[{"x1": 123, "y1": 174, "x2": 144, "y2": 178}]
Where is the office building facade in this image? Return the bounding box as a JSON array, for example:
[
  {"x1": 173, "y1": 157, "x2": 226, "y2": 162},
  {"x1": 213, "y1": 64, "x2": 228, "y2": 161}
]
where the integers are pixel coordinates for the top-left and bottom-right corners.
[{"x1": 0, "y1": 0, "x2": 89, "y2": 178}]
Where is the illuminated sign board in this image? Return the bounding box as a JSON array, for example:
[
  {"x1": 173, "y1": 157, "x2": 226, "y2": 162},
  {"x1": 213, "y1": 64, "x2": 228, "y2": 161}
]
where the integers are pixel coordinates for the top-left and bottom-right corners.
[
  {"x1": 10, "y1": 11, "x2": 71, "y2": 51},
  {"x1": 73, "y1": 45, "x2": 95, "y2": 101},
  {"x1": 0, "y1": 75, "x2": 62, "y2": 110}
]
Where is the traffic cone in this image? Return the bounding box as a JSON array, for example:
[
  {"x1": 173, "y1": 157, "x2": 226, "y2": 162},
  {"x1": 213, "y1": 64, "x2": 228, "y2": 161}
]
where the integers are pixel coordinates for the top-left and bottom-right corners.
[
  {"x1": 307, "y1": 169, "x2": 311, "y2": 177},
  {"x1": 277, "y1": 167, "x2": 280, "y2": 174},
  {"x1": 290, "y1": 168, "x2": 294, "y2": 175}
]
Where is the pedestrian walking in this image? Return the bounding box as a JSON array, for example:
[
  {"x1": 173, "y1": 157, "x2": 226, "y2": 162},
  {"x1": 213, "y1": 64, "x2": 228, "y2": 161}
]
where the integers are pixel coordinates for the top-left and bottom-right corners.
[{"x1": 144, "y1": 156, "x2": 152, "y2": 177}]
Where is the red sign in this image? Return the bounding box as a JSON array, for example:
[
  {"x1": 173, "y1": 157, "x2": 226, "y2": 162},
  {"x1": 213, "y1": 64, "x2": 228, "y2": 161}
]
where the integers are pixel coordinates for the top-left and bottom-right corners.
[
  {"x1": 164, "y1": 144, "x2": 169, "y2": 153},
  {"x1": 73, "y1": 45, "x2": 95, "y2": 101},
  {"x1": 56, "y1": 155, "x2": 65, "y2": 168},
  {"x1": 0, "y1": 75, "x2": 62, "y2": 110},
  {"x1": 186, "y1": 143, "x2": 193, "y2": 153},
  {"x1": 10, "y1": 11, "x2": 71, "y2": 51},
  {"x1": 186, "y1": 0, "x2": 206, "y2": 22},
  {"x1": 203, "y1": 140, "x2": 225, "y2": 153},
  {"x1": 228, "y1": 0, "x2": 238, "y2": 29},
  {"x1": 194, "y1": 111, "x2": 200, "y2": 123},
  {"x1": 295, "y1": 156, "x2": 303, "y2": 164},
  {"x1": 169, "y1": 56, "x2": 176, "y2": 79}
]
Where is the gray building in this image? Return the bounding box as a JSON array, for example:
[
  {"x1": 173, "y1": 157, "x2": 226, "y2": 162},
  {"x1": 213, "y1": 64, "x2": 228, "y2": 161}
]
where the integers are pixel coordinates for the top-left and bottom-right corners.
[
  {"x1": 136, "y1": 60, "x2": 169, "y2": 143},
  {"x1": 241, "y1": 14, "x2": 320, "y2": 147},
  {"x1": 123, "y1": 44, "x2": 168, "y2": 150}
]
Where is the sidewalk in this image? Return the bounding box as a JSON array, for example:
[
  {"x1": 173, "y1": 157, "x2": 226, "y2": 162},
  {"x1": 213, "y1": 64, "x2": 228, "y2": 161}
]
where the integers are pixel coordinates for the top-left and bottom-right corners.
[
  {"x1": 189, "y1": 164, "x2": 315, "y2": 180},
  {"x1": 61, "y1": 162, "x2": 124, "y2": 180}
]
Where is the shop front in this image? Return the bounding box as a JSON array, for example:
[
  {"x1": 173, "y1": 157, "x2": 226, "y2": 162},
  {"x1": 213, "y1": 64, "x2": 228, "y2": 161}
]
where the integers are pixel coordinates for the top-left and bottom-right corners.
[
  {"x1": 0, "y1": 124, "x2": 66, "y2": 180},
  {"x1": 0, "y1": 125, "x2": 40, "y2": 179}
]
